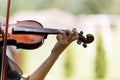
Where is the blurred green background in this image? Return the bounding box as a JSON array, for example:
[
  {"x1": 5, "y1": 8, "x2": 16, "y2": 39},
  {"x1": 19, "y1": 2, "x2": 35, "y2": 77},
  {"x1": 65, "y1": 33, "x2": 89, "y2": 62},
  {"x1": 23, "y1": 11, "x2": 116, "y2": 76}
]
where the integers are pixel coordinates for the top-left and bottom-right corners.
[
  {"x1": 1, "y1": 0, "x2": 120, "y2": 16},
  {"x1": 1, "y1": 0, "x2": 120, "y2": 80}
]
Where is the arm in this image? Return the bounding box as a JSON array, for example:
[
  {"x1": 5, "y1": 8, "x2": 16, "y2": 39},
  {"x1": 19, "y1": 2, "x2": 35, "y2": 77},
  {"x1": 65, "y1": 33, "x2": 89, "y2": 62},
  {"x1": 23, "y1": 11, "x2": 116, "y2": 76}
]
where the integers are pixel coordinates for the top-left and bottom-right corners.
[{"x1": 28, "y1": 28, "x2": 78, "y2": 80}]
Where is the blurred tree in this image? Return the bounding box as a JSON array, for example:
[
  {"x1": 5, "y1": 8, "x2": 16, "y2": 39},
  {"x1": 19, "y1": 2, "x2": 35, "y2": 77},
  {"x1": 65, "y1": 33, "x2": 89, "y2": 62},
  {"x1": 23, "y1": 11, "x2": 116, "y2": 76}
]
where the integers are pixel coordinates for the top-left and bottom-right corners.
[
  {"x1": 80, "y1": 0, "x2": 113, "y2": 14},
  {"x1": 33, "y1": 0, "x2": 84, "y2": 15},
  {"x1": 50, "y1": 0, "x2": 83, "y2": 14},
  {"x1": 63, "y1": 46, "x2": 75, "y2": 78},
  {"x1": 1, "y1": 0, "x2": 120, "y2": 15},
  {"x1": 110, "y1": 0, "x2": 120, "y2": 14},
  {"x1": 0, "y1": 0, "x2": 7, "y2": 16},
  {"x1": 10, "y1": 0, "x2": 35, "y2": 15},
  {"x1": 95, "y1": 33, "x2": 107, "y2": 79}
]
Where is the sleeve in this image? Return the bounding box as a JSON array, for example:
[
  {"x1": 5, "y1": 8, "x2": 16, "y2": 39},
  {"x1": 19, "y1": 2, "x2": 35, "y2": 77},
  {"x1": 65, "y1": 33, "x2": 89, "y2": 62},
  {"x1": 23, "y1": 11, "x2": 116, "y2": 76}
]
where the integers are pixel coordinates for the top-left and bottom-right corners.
[
  {"x1": 0, "y1": 46, "x2": 23, "y2": 80},
  {"x1": 5, "y1": 55, "x2": 23, "y2": 80}
]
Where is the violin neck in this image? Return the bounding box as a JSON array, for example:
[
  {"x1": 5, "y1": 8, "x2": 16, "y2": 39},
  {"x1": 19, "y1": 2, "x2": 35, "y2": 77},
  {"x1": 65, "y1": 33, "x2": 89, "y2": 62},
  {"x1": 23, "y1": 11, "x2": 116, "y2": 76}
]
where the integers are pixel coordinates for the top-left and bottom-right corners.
[{"x1": 12, "y1": 26, "x2": 61, "y2": 35}]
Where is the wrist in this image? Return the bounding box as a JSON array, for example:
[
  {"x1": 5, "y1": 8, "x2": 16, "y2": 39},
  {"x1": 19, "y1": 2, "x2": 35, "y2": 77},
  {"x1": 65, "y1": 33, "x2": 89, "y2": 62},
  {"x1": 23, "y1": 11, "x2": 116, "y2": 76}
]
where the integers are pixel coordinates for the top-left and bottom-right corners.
[
  {"x1": 51, "y1": 43, "x2": 67, "y2": 55},
  {"x1": 50, "y1": 51, "x2": 61, "y2": 59}
]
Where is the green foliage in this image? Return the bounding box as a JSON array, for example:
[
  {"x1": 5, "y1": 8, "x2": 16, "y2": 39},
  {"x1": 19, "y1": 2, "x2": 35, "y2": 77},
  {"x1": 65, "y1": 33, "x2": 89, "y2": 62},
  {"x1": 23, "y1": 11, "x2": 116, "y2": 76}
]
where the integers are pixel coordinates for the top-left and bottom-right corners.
[
  {"x1": 63, "y1": 46, "x2": 74, "y2": 78},
  {"x1": 81, "y1": 0, "x2": 113, "y2": 14},
  {"x1": 95, "y1": 34, "x2": 107, "y2": 78},
  {"x1": 0, "y1": 0, "x2": 7, "y2": 16},
  {"x1": 10, "y1": 0, "x2": 35, "y2": 15},
  {"x1": 1, "y1": 0, "x2": 120, "y2": 16}
]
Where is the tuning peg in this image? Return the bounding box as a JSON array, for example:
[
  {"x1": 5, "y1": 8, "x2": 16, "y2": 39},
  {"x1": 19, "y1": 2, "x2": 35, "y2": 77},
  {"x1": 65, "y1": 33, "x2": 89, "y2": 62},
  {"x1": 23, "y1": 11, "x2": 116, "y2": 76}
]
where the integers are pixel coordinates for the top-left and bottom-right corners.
[
  {"x1": 83, "y1": 43, "x2": 87, "y2": 48},
  {"x1": 80, "y1": 31, "x2": 83, "y2": 35},
  {"x1": 77, "y1": 40, "x2": 81, "y2": 45}
]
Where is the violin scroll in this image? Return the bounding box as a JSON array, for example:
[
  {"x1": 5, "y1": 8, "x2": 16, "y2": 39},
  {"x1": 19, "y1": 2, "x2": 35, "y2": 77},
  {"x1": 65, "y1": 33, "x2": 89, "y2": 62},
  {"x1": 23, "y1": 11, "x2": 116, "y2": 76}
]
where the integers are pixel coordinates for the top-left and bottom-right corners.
[{"x1": 77, "y1": 31, "x2": 94, "y2": 48}]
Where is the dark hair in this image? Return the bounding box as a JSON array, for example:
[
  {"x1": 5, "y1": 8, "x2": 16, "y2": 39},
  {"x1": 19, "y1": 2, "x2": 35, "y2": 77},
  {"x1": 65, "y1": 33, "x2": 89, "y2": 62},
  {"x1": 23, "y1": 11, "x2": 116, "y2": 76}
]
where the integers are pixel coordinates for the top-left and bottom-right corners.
[{"x1": 0, "y1": 47, "x2": 23, "y2": 80}]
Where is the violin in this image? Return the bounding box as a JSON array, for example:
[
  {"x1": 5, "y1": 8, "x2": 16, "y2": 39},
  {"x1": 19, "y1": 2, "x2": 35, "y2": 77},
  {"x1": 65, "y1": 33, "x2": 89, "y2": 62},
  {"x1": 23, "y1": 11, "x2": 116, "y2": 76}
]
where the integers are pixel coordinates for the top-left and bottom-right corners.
[
  {"x1": 1, "y1": 1, "x2": 94, "y2": 80},
  {"x1": 0, "y1": 20, "x2": 94, "y2": 49}
]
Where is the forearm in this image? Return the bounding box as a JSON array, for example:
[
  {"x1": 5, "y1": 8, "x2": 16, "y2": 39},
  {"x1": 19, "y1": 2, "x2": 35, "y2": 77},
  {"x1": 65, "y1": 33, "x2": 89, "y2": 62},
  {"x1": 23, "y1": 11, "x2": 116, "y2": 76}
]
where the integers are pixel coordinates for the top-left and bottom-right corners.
[
  {"x1": 27, "y1": 28, "x2": 78, "y2": 80},
  {"x1": 29, "y1": 52, "x2": 60, "y2": 80}
]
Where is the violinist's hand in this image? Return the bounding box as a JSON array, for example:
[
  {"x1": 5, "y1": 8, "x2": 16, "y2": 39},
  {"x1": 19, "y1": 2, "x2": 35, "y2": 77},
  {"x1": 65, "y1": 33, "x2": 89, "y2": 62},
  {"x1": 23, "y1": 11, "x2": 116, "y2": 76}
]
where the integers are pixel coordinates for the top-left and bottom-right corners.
[
  {"x1": 51, "y1": 28, "x2": 78, "y2": 57},
  {"x1": 28, "y1": 28, "x2": 78, "y2": 80}
]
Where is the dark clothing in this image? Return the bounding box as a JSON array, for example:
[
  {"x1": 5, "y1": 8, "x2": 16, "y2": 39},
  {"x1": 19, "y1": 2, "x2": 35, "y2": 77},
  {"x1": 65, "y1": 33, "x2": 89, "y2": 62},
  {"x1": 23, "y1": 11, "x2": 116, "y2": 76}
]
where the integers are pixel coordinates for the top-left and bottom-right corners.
[{"x1": 0, "y1": 47, "x2": 23, "y2": 80}]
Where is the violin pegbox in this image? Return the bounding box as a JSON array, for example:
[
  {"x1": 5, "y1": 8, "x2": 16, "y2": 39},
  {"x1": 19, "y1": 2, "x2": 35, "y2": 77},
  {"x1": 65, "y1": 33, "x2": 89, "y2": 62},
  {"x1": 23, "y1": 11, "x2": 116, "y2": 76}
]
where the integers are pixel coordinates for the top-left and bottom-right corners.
[{"x1": 77, "y1": 31, "x2": 94, "y2": 48}]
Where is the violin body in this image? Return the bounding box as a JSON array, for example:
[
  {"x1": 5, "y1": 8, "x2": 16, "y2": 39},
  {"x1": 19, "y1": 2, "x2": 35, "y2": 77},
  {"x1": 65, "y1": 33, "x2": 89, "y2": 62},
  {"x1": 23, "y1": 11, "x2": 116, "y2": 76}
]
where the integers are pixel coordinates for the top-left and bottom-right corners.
[{"x1": 0, "y1": 20, "x2": 46, "y2": 49}]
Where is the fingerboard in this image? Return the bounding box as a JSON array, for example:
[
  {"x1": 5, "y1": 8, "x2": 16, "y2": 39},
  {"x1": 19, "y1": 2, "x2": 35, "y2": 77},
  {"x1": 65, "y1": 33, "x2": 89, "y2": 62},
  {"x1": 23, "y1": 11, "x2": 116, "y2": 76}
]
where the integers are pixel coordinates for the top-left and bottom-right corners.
[{"x1": 12, "y1": 25, "x2": 60, "y2": 35}]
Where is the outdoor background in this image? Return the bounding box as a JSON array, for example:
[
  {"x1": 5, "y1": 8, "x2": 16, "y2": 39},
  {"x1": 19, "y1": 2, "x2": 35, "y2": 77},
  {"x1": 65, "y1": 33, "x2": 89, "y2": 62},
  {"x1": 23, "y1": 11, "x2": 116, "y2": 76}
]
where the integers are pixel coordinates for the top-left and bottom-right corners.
[{"x1": 1, "y1": 0, "x2": 120, "y2": 80}]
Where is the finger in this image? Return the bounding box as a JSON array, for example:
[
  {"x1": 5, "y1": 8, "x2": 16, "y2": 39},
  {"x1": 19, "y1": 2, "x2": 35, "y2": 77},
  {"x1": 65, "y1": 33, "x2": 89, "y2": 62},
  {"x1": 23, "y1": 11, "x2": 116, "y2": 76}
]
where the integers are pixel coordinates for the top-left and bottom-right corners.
[
  {"x1": 58, "y1": 30, "x2": 67, "y2": 38},
  {"x1": 72, "y1": 28, "x2": 79, "y2": 40},
  {"x1": 56, "y1": 34, "x2": 62, "y2": 41},
  {"x1": 66, "y1": 29, "x2": 74, "y2": 39}
]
